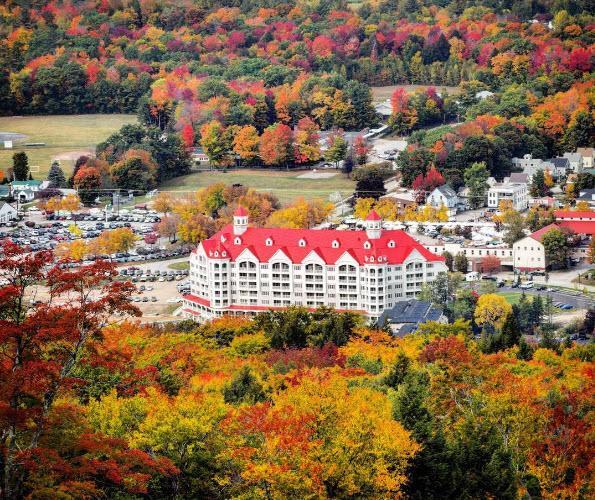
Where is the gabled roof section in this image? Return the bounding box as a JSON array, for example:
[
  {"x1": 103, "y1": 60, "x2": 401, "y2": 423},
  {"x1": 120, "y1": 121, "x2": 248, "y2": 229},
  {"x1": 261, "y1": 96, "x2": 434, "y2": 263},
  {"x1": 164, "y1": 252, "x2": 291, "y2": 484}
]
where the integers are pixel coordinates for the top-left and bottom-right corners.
[
  {"x1": 434, "y1": 185, "x2": 457, "y2": 198},
  {"x1": 200, "y1": 225, "x2": 444, "y2": 266},
  {"x1": 529, "y1": 223, "x2": 560, "y2": 242}
]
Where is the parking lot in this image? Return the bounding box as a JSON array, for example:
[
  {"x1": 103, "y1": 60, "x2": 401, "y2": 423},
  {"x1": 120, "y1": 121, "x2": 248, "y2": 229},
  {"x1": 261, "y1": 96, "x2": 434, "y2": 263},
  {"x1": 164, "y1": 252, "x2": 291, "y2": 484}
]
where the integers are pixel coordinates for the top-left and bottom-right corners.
[{"x1": 118, "y1": 258, "x2": 190, "y2": 322}]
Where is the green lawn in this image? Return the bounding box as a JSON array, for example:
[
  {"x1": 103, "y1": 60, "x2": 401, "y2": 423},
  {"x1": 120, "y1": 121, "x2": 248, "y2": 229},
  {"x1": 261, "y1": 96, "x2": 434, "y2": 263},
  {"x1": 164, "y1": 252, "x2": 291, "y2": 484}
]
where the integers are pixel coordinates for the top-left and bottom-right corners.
[
  {"x1": 159, "y1": 169, "x2": 355, "y2": 204},
  {"x1": 168, "y1": 261, "x2": 190, "y2": 271},
  {"x1": 0, "y1": 114, "x2": 136, "y2": 179},
  {"x1": 498, "y1": 292, "x2": 526, "y2": 305}
]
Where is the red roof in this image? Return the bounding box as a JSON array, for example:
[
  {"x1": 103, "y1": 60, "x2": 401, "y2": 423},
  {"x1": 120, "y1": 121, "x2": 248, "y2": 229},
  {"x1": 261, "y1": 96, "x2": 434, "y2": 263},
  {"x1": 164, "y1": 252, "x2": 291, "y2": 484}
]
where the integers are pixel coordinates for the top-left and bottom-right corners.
[
  {"x1": 555, "y1": 210, "x2": 595, "y2": 220},
  {"x1": 234, "y1": 205, "x2": 248, "y2": 217},
  {"x1": 183, "y1": 294, "x2": 210, "y2": 307},
  {"x1": 183, "y1": 295, "x2": 365, "y2": 314},
  {"x1": 200, "y1": 225, "x2": 444, "y2": 266},
  {"x1": 529, "y1": 223, "x2": 560, "y2": 242},
  {"x1": 558, "y1": 220, "x2": 595, "y2": 235},
  {"x1": 366, "y1": 210, "x2": 381, "y2": 221}
]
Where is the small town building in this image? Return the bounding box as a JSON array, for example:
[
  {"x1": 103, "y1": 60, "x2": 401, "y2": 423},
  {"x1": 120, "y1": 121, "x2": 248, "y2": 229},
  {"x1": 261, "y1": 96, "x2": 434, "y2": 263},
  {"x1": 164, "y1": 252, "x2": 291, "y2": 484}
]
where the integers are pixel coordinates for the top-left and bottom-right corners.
[
  {"x1": 508, "y1": 172, "x2": 529, "y2": 184},
  {"x1": 576, "y1": 147, "x2": 594, "y2": 170},
  {"x1": 512, "y1": 224, "x2": 557, "y2": 272},
  {"x1": 10, "y1": 180, "x2": 43, "y2": 203},
  {"x1": 427, "y1": 185, "x2": 458, "y2": 216},
  {"x1": 563, "y1": 152, "x2": 583, "y2": 172},
  {"x1": 547, "y1": 157, "x2": 570, "y2": 178},
  {"x1": 0, "y1": 201, "x2": 18, "y2": 223},
  {"x1": 488, "y1": 182, "x2": 528, "y2": 211},
  {"x1": 512, "y1": 154, "x2": 552, "y2": 178},
  {"x1": 376, "y1": 299, "x2": 447, "y2": 336},
  {"x1": 189, "y1": 147, "x2": 209, "y2": 164},
  {"x1": 576, "y1": 189, "x2": 595, "y2": 210}
]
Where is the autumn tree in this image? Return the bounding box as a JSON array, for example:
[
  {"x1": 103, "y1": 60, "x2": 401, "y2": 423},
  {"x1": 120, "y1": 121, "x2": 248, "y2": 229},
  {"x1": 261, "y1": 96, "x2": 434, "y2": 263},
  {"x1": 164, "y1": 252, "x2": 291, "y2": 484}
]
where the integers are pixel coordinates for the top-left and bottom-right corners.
[
  {"x1": 259, "y1": 123, "x2": 294, "y2": 168},
  {"x1": 294, "y1": 117, "x2": 321, "y2": 164},
  {"x1": 475, "y1": 293, "x2": 513, "y2": 330},
  {"x1": 480, "y1": 255, "x2": 501, "y2": 275},
  {"x1": 325, "y1": 131, "x2": 348, "y2": 168},
  {"x1": 233, "y1": 125, "x2": 260, "y2": 164},
  {"x1": 267, "y1": 198, "x2": 333, "y2": 229},
  {"x1": 200, "y1": 120, "x2": 231, "y2": 167},
  {"x1": 110, "y1": 149, "x2": 158, "y2": 191},
  {"x1": 73, "y1": 166, "x2": 102, "y2": 205},
  {"x1": 156, "y1": 214, "x2": 180, "y2": 243},
  {"x1": 0, "y1": 242, "x2": 149, "y2": 498},
  {"x1": 530, "y1": 169, "x2": 550, "y2": 197},
  {"x1": 353, "y1": 135, "x2": 371, "y2": 166}
]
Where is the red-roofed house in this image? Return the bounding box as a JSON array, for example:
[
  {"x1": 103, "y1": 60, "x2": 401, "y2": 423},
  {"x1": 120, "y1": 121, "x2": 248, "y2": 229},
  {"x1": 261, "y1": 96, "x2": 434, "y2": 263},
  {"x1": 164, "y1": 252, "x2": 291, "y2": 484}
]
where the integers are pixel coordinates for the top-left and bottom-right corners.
[
  {"x1": 554, "y1": 210, "x2": 595, "y2": 221},
  {"x1": 512, "y1": 224, "x2": 560, "y2": 272},
  {"x1": 184, "y1": 209, "x2": 447, "y2": 320}
]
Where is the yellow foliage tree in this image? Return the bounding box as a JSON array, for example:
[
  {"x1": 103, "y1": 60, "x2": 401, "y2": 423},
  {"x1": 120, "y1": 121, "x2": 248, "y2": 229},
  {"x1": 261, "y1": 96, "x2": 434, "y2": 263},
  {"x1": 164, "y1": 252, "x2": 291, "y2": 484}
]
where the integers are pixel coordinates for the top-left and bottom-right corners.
[
  {"x1": 575, "y1": 200, "x2": 590, "y2": 211},
  {"x1": 267, "y1": 198, "x2": 333, "y2": 228},
  {"x1": 353, "y1": 197, "x2": 375, "y2": 220},
  {"x1": 374, "y1": 198, "x2": 399, "y2": 221},
  {"x1": 474, "y1": 294, "x2": 513, "y2": 330}
]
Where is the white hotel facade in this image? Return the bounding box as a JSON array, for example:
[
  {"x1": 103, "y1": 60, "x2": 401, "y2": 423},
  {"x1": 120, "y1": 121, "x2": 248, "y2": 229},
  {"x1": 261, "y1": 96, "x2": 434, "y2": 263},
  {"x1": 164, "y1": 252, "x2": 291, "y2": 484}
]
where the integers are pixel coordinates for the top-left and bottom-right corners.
[{"x1": 183, "y1": 208, "x2": 447, "y2": 321}]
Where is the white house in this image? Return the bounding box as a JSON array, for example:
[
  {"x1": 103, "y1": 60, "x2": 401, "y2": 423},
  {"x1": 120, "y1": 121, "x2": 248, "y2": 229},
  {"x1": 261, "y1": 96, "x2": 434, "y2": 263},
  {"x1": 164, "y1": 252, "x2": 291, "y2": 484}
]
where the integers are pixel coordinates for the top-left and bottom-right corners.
[
  {"x1": 576, "y1": 147, "x2": 594, "y2": 170},
  {"x1": 0, "y1": 201, "x2": 18, "y2": 224},
  {"x1": 512, "y1": 224, "x2": 558, "y2": 272},
  {"x1": 10, "y1": 180, "x2": 43, "y2": 203},
  {"x1": 427, "y1": 185, "x2": 459, "y2": 216},
  {"x1": 488, "y1": 182, "x2": 528, "y2": 211},
  {"x1": 512, "y1": 154, "x2": 552, "y2": 178},
  {"x1": 563, "y1": 152, "x2": 583, "y2": 172},
  {"x1": 183, "y1": 208, "x2": 447, "y2": 322}
]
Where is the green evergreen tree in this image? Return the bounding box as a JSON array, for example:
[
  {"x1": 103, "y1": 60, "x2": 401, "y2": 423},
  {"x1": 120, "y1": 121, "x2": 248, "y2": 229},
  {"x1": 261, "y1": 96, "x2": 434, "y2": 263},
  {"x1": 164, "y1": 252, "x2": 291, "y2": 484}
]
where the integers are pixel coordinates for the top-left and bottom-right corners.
[
  {"x1": 47, "y1": 161, "x2": 67, "y2": 188},
  {"x1": 383, "y1": 352, "x2": 411, "y2": 389},
  {"x1": 12, "y1": 152, "x2": 29, "y2": 181},
  {"x1": 223, "y1": 367, "x2": 266, "y2": 405},
  {"x1": 501, "y1": 310, "x2": 522, "y2": 348},
  {"x1": 517, "y1": 338, "x2": 534, "y2": 360}
]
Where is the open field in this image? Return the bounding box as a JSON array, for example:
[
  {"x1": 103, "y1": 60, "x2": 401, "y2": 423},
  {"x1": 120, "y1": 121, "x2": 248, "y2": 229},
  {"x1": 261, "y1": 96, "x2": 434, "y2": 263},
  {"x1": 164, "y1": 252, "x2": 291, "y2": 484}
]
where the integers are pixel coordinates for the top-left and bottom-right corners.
[
  {"x1": 0, "y1": 114, "x2": 136, "y2": 179},
  {"x1": 371, "y1": 85, "x2": 461, "y2": 102},
  {"x1": 159, "y1": 169, "x2": 356, "y2": 204}
]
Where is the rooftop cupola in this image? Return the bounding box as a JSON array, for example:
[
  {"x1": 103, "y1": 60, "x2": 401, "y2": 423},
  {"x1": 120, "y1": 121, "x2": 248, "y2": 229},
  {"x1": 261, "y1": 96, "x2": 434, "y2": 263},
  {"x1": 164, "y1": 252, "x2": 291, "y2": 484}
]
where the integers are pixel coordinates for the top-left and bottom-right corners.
[
  {"x1": 233, "y1": 206, "x2": 249, "y2": 235},
  {"x1": 365, "y1": 210, "x2": 382, "y2": 239}
]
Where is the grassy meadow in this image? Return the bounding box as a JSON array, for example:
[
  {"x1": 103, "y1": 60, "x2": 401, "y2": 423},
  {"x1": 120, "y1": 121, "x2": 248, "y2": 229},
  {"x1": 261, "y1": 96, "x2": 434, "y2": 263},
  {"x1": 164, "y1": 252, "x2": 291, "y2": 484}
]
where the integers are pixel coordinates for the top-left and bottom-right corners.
[
  {"x1": 159, "y1": 169, "x2": 356, "y2": 204},
  {"x1": 0, "y1": 114, "x2": 136, "y2": 179}
]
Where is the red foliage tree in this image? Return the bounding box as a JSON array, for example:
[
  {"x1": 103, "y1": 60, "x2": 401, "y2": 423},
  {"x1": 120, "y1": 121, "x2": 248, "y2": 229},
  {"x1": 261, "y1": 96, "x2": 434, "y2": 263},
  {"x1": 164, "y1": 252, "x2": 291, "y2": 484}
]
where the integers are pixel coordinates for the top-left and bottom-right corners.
[
  {"x1": 0, "y1": 242, "x2": 176, "y2": 497},
  {"x1": 480, "y1": 255, "x2": 501, "y2": 275}
]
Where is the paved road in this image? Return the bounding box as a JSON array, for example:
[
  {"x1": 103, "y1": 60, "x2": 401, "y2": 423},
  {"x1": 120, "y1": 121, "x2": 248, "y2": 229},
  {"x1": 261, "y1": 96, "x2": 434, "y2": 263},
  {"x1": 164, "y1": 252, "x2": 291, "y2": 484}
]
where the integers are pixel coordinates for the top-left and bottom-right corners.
[{"x1": 500, "y1": 285, "x2": 594, "y2": 310}]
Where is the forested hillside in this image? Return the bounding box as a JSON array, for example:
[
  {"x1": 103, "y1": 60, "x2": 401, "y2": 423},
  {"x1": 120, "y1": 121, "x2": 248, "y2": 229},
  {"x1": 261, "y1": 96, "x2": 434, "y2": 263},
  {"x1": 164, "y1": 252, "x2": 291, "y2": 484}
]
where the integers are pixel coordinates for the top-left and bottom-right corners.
[{"x1": 1, "y1": 243, "x2": 593, "y2": 498}]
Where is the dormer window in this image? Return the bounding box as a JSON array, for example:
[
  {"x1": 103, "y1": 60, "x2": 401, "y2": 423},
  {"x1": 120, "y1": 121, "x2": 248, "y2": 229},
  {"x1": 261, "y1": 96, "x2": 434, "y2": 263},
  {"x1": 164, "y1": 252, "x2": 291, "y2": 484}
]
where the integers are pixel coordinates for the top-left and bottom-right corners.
[
  {"x1": 388, "y1": 240, "x2": 395, "y2": 248},
  {"x1": 222, "y1": 251, "x2": 227, "y2": 257},
  {"x1": 214, "y1": 251, "x2": 219, "y2": 257},
  {"x1": 332, "y1": 240, "x2": 340, "y2": 248},
  {"x1": 234, "y1": 237, "x2": 242, "y2": 245},
  {"x1": 298, "y1": 238, "x2": 306, "y2": 247},
  {"x1": 364, "y1": 241, "x2": 371, "y2": 250},
  {"x1": 265, "y1": 238, "x2": 273, "y2": 246},
  {"x1": 220, "y1": 235, "x2": 226, "y2": 242}
]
